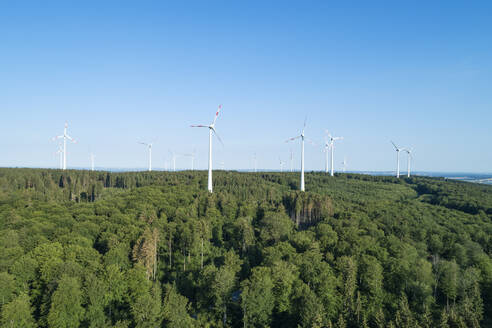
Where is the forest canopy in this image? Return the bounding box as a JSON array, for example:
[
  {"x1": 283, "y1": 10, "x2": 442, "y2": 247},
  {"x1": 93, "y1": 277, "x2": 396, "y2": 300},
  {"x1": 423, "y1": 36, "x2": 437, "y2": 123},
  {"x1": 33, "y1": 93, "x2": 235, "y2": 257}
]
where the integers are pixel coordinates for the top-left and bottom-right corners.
[{"x1": 0, "y1": 168, "x2": 491, "y2": 327}]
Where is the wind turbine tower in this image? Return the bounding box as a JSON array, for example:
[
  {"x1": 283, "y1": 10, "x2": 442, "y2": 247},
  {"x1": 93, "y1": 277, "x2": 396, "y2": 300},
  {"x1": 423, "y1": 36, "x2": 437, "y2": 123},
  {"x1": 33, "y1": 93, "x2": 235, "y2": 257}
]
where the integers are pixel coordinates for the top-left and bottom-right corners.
[
  {"x1": 184, "y1": 150, "x2": 196, "y2": 171},
  {"x1": 326, "y1": 131, "x2": 343, "y2": 177},
  {"x1": 286, "y1": 118, "x2": 310, "y2": 191},
  {"x1": 405, "y1": 149, "x2": 413, "y2": 177},
  {"x1": 323, "y1": 143, "x2": 330, "y2": 173},
  {"x1": 279, "y1": 157, "x2": 285, "y2": 172},
  {"x1": 391, "y1": 141, "x2": 405, "y2": 178},
  {"x1": 169, "y1": 151, "x2": 181, "y2": 172},
  {"x1": 139, "y1": 142, "x2": 153, "y2": 171},
  {"x1": 342, "y1": 156, "x2": 347, "y2": 172},
  {"x1": 53, "y1": 122, "x2": 76, "y2": 170},
  {"x1": 290, "y1": 149, "x2": 294, "y2": 172},
  {"x1": 190, "y1": 105, "x2": 223, "y2": 193}
]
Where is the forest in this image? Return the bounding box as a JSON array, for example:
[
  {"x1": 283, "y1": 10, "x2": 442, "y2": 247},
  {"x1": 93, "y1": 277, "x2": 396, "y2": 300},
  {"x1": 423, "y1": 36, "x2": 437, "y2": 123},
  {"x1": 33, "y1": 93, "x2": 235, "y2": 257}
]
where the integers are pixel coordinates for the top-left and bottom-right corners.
[{"x1": 0, "y1": 167, "x2": 491, "y2": 328}]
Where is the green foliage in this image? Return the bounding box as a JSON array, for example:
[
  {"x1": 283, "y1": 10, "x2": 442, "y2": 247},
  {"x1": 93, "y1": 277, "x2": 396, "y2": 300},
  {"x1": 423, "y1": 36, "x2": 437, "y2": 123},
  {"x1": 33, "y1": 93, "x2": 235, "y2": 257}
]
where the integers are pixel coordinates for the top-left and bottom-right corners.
[
  {"x1": 162, "y1": 284, "x2": 195, "y2": 328},
  {"x1": 47, "y1": 275, "x2": 85, "y2": 328},
  {"x1": 0, "y1": 293, "x2": 35, "y2": 328},
  {"x1": 0, "y1": 168, "x2": 491, "y2": 327},
  {"x1": 241, "y1": 267, "x2": 275, "y2": 327}
]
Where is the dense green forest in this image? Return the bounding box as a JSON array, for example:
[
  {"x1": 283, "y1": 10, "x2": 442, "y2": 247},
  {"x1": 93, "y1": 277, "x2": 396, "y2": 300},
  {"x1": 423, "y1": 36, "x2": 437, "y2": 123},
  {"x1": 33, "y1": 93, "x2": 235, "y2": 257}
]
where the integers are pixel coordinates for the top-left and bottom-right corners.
[{"x1": 0, "y1": 168, "x2": 491, "y2": 328}]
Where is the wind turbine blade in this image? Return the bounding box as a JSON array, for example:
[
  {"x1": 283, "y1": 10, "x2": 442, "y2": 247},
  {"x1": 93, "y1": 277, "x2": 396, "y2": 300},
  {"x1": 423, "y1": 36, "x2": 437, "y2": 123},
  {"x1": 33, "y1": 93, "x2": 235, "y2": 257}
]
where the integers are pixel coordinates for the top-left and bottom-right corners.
[
  {"x1": 213, "y1": 104, "x2": 222, "y2": 125},
  {"x1": 305, "y1": 138, "x2": 316, "y2": 145},
  {"x1": 190, "y1": 124, "x2": 208, "y2": 128},
  {"x1": 212, "y1": 128, "x2": 224, "y2": 146},
  {"x1": 285, "y1": 135, "x2": 301, "y2": 143},
  {"x1": 390, "y1": 141, "x2": 398, "y2": 150}
]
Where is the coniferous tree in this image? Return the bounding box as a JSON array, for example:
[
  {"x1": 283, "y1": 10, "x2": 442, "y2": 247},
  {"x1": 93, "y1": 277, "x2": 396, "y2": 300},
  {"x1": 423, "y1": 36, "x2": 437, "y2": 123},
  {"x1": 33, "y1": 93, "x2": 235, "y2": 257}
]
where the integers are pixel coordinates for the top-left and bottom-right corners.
[{"x1": 47, "y1": 275, "x2": 85, "y2": 328}]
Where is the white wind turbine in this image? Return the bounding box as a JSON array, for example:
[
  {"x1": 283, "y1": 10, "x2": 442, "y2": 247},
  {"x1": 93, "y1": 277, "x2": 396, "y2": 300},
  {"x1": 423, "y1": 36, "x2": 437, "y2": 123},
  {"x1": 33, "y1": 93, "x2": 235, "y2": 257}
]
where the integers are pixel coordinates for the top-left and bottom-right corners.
[
  {"x1": 139, "y1": 142, "x2": 153, "y2": 171},
  {"x1": 326, "y1": 131, "x2": 343, "y2": 177},
  {"x1": 53, "y1": 122, "x2": 76, "y2": 170},
  {"x1": 341, "y1": 156, "x2": 347, "y2": 173},
  {"x1": 323, "y1": 142, "x2": 330, "y2": 173},
  {"x1": 253, "y1": 153, "x2": 257, "y2": 173},
  {"x1": 279, "y1": 157, "x2": 285, "y2": 172},
  {"x1": 169, "y1": 151, "x2": 181, "y2": 172},
  {"x1": 290, "y1": 149, "x2": 294, "y2": 172},
  {"x1": 286, "y1": 118, "x2": 310, "y2": 192},
  {"x1": 405, "y1": 148, "x2": 413, "y2": 177},
  {"x1": 190, "y1": 105, "x2": 223, "y2": 193},
  {"x1": 391, "y1": 141, "x2": 405, "y2": 178},
  {"x1": 183, "y1": 149, "x2": 196, "y2": 171}
]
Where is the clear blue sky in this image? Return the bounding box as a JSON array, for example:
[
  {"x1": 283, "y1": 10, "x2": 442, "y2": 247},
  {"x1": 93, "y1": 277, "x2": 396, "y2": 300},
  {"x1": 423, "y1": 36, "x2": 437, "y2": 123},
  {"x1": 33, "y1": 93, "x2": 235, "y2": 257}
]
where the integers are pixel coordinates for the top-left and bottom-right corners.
[{"x1": 1, "y1": 1, "x2": 491, "y2": 172}]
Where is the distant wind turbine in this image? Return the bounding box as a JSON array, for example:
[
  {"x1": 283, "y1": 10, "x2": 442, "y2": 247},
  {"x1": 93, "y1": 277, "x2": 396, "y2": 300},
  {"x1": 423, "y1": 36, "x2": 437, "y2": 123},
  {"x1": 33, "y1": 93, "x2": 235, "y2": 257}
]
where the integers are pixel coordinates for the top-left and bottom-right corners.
[
  {"x1": 391, "y1": 141, "x2": 405, "y2": 178},
  {"x1": 286, "y1": 117, "x2": 311, "y2": 192},
  {"x1": 183, "y1": 149, "x2": 196, "y2": 171},
  {"x1": 190, "y1": 105, "x2": 223, "y2": 193},
  {"x1": 53, "y1": 122, "x2": 76, "y2": 170},
  {"x1": 290, "y1": 149, "x2": 294, "y2": 172},
  {"x1": 169, "y1": 151, "x2": 181, "y2": 172},
  {"x1": 341, "y1": 156, "x2": 347, "y2": 172},
  {"x1": 279, "y1": 157, "x2": 285, "y2": 172},
  {"x1": 139, "y1": 142, "x2": 153, "y2": 171},
  {"x1": 405, "y1": 149, "x2": 413, "y2": 177},
  {"x1": 326, "y1": 131, "x2": 343, "y2": 177},
  {"x1": 253, "y1": 153, "x2": 257, "y2": 173}
]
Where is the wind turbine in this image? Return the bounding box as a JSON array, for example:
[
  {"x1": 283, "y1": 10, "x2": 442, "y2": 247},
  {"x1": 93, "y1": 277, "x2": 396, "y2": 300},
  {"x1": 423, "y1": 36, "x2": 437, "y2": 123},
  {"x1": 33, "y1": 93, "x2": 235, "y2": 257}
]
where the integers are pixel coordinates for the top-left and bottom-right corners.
[
  {"x1": 326, "y1": 131, "x2": 343, "y2": 177},
  {"x1": 90, "y1": 153, "x2": 95, "y2": 171},
  {"x1": 190, "y1": 105, "x2": 223, "y2": 193},
  {"x1": 169, "y1": 151, "x2": 181, "y2": 172},
  {"x1": 323, "y1": 143, "x2": 330, "y2": 173},
  {"x1": 252, "y1": 153, "x2": 257, "y2": 173},
  {"x1": 183, "y1": 149, "x2": 196, "y2": 171},
  {"x1": 391, "y1": 141, "x2": 405, "y2": 178},
  {"x1": 139, "y1": 142, "x2": 153, "y2": 171},
  {"x1": 53, "y1": 122, "x2": 76, "y2": 170},
  {"x1": 341, "y1": 156, "x2": 347, "y2": 173},
  {"x1": 405, "y1": 149, "x2": 413, "y2": 177},
  {"x1": 286, "y1": 117, "x2": 310, "y2": 192},
  {"x1": 290, "y1": 149, "x2": 294, "y2": 172},
  {"x1": 279, "y1": 157, "x2": 285, "y2": 172}
]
